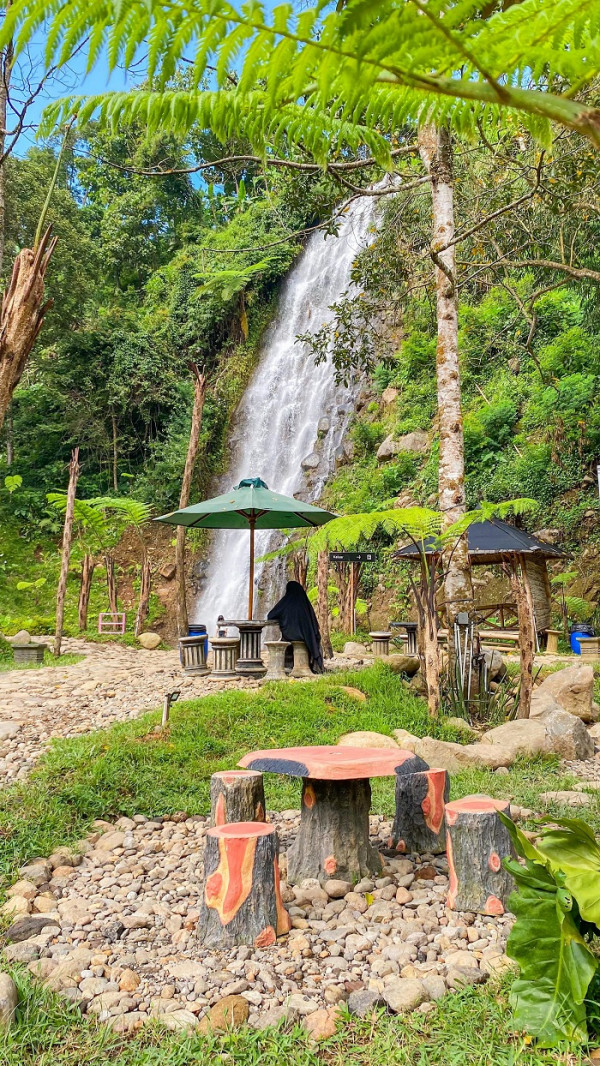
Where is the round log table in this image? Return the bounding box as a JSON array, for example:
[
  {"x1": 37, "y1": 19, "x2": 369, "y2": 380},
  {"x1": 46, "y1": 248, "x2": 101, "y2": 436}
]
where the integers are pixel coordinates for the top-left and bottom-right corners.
[{"x1": 238, "y1": 745, "x2": 428, "y2": 884}]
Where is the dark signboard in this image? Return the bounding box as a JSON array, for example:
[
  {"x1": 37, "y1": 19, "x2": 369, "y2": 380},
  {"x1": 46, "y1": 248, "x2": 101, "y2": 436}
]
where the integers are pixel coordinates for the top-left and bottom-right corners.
[{"x1": 329, "y1": 551, "x2": 378, "y2": 563}]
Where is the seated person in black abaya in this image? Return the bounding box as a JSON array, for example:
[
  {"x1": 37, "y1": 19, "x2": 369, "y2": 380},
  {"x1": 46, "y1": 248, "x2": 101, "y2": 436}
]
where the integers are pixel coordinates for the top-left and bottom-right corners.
[{"x1": 267, "y1": 580, "x2": 324, "y2": 673}]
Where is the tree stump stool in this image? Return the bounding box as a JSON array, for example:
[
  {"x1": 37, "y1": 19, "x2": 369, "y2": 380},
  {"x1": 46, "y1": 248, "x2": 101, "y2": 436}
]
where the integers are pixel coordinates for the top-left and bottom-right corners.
[
  {"x1": 390, "y1": 768, "x2": 449, "y2": 854},
  {"x1": 198, "y1": 822, "x2": 291, "y2": 949},
  {"x1": 210, "y1": 637, "x2": 240, "y2": 678},
  {"x1": 445, "y1": 795, "x2": 515, "y2": 915},
  {"x1": 264, "y1": 640, "x2": 290, "y2": 681},
  {"x1": 370, "y1": 631, "x2": 391, "y2": 657},
  {"x1": 290, "y1": 640, "x2": 312, "y2": 677},
  {"x1": 210, "y1": 770, "x2": 266, "y2": 827}
]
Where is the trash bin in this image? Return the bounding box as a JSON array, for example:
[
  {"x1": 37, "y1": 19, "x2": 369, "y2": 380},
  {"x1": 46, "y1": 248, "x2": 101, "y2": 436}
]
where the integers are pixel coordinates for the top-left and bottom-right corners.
[
  {"x1": 570, "y1": 623, "x2": 595, "y2": 655},
  {"x1": 188, "y1": 623, "x2": 208, "y2": 657}
]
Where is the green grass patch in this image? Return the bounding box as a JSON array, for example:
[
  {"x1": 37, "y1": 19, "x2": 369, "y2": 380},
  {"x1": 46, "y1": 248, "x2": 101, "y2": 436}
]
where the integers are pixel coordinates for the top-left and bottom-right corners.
[{"x1": 0, "y1": 651, "x2": 84, "y2": 673}]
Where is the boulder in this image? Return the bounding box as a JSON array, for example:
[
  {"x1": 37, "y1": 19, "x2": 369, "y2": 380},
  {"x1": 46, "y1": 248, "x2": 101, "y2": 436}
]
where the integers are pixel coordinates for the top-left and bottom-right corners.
[
  {"x1": 0, "y1": 974, "x2": 18, "y2": 1029},
  {"x1": 444, "y1": 717, "x2": 477, "y2": 739},
  {"x1": 339, "y1": 686, "x2": 367, "y2": 701},
  {"x1": 533, "y1": 663, "x2": 597, "y2": 723},
  {"x1": 392, "y1": 729, "x2": 419, "y2": 751},
  {"x1": 413, "y1": 736, "x2": 513, "y2": 771},
  {"x1": 301, "y1": 452, "x2": 320, "y2": 470},
  {"x1": 376, "y1": 431, "x2": 429, "y2": 462},
  {"x1": 483, "y1": 703, "x2": 594, "y2": 762},
  {"x1": 588, "y1": 722, "x2": 600, "y2": 741},
  {"x1": 386, "y1": 654, "x2": 420, "y2": 677},
  {"x1": 483, "y1": 648, "x2": 507, "y2": 682},
  {"x1": 317, "y1": 417, "x2": 330, "y2": 436},
  {"x1": 159, "y1": 563, "x2": 176, "y2": 581},
  {"x1": 137, "y1": 632, "x2": 161, "y2": 650},
  {"x1": 5, "y1": 915, "x2": 59, "y2": 943},
  {"x1": 381, "y1": 387, "x2": 399, "y2": 406},
  {"x1": 337, "y1": 731, "x2": 399, "y2": 750},
  {"x1": 10, "y1": 630, "x2": 31, "y2": 646},
  {"x1": 343, "y1": 641, "x2": 369, "y2": 658}
]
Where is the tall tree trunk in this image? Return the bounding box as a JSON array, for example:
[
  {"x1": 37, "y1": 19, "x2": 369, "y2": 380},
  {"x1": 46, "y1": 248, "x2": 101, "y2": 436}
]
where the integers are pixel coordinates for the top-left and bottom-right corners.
[
  {"x1": 316, "y1": 549, "x2": 333, "y2": 659},
  {"x1": 110, "y1": 410, "x2": 118, "y2": 491},
  {"x1": 292, "y1": 550, "x2": 308, "y2": 588},
  {"x1": 412, "y1": 558, "x2": 441, "y2": 718},
  {"x1": 135, "y1": 556, "x2": 152, "y2": 636},
  {"x1": 0, "y1": 21, "x2": 14, "y2": 280},
  {"x1": 104, "y1": 554, "x2": 118, "y2": 615},
  {"x1": 54, "y1": 447, "x2": 80, "y2": 657},
  {"x1": 176, "y1": 365, "x2": 206, "y2": 636},
  {"x1": 418, "y1": 124, "x2": 474, "y2": 675},
  {"x1": 78, "y1": 553, "x2": 95, "y2": 631},
  {"x1": 509, "y1": 556, "x2": 536, "y2": 719}
]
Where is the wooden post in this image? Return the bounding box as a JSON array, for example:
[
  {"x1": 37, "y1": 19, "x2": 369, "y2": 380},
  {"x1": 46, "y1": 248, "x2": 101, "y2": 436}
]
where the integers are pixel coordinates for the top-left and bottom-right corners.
[
  {"x1": 104, "y1": 554, "x2": 118, "y2": 616},
  {"x1": 134, "y1": 557, "x2": 151, "y2": 636},
  {"x1": 445, "y1": 796, "x2": 515, "y2": 915},
  {"x1": 77, "y1": 553, "x2": 95, "y2": 631},
  {"x1": 176, "y1": 365, "x2": 206, "y2": 637},
  {"x1": 199, "y1": 822, "x2": 291, "y2": 949},
  {"x1": 508, "y1": 556, "x2": 536, "y2": 719},
  {"x1": 210, "y1": 770, "x2": 266, "y2": 827},
  {"x1": 391, "y1": 768, "x2": 449, "y2": 854},
  {"x1": 53, "y1": 448, "x2": 80, "y2": 658}
]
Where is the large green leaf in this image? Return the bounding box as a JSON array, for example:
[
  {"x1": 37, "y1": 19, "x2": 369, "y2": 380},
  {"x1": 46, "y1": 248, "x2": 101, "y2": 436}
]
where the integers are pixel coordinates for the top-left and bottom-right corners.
[
  {"x1": 505, "y1": 857, "x2": 598, "y2": 1047},
  {"x1": 535, "y1": 818, "x2": 600, "y2": 928}
]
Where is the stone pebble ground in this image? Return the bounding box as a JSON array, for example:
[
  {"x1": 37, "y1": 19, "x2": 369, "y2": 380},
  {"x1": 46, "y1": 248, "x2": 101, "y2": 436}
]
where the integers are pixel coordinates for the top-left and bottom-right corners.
[{"x1": 2, "y1": 811, "x2": 513, "y2": 1037}]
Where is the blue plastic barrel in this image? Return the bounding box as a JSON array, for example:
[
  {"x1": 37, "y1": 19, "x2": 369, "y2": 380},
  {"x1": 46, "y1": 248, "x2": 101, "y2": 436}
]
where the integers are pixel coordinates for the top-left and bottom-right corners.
[
  {"x1": 570, "y1": 624, "x2": 595, "y2": 655},
  {"x1": 188, "y1": 624, "x2": 209, "y2": 656}
]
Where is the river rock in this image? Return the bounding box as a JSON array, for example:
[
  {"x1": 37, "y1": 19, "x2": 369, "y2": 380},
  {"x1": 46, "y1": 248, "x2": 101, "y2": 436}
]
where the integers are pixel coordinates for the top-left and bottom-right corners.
[
  {"x1": 301, "y1": 452, "x2": 320, "y2": 470},
  {"x1": 343, "y1": 642, "x2": 369, "y2": 658},
  {"x1": 5, "y1": 915, "x2": 59, "y2": 942},
  {"x1": 348, "y1": 989, "x2": 385, "y2": 1016},
  {"x1": 324, "y1": 879, "x2": 353, "y2": 898},
  {"x1": 532, "y1": 663, "x2": 597, "y2": 722},
  {"x1": 198, "y1": 995, "x2": 249, "y2": 1032},
  {"x1": 0, "y1": 722, "x2": 21, "y2": 740},
  {"x1": 11, "y1": 630, "x2": 31, "y2": 646},
  {"x1": 382, "y1": 978, "x2": 426, "y2": 1013},
  {"x1": 304, "y1": 1007, "x2": 339, "y2": 1041},
  {"x1": 392, "y1": 728, "x2": 419, "y2": 750},
  {"x1": 482, "y1": 718, "x2": 548, "y2": 759},
  {"x1": 137, "y1": 632, "x2": 161, "y2": 650},
  {"x1": 0, "y1": 974, "x2": 18, "y2": 1029},
  {"x1": 337, "y1": 731, "x2": 398, "y2": 749},
  {"x1": 539, "y1": 705, "x2": 594, "y2": 760},
  {"x1": 483, "y1": 649, "x2": 507, "y2": 682},
  {"x1": 413, "y1": 736, "x2": 513, "y2": 771},
  {"x1": 386, "y1": 654, "x2": 420, "y2": 676}
]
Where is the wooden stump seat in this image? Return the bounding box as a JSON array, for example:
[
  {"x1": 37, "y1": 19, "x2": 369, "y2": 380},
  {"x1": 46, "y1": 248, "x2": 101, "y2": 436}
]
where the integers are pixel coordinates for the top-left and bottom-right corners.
[
  {"x1": 210, "y1": 770, "x2": 266, "y2": 827},
  {"x1": 445, "y1": 795, "x2": 515, "y2": 915},
  {"x1": 198, "y1": 822, "x2": 291, "y2": 949},
  {"x1": 390, "y1": 767, "x2": 450, "y2": 855}
]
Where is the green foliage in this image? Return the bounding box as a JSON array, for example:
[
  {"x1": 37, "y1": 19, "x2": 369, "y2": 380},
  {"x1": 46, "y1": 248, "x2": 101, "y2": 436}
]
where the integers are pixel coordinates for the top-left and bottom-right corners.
[{"x1": 500, "y1": 814, "x2": 600, "y2": 1046}]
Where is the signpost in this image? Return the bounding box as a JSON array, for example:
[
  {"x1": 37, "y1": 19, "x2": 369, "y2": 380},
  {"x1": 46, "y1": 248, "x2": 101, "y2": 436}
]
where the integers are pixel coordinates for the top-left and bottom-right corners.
[{"x1": 329, "y1": 551, "x2": 378, "y2": 633}]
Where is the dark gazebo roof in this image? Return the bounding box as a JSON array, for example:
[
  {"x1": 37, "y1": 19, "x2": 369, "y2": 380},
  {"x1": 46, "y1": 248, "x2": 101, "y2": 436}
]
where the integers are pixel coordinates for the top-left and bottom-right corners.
[{"x1": 394, "y1": 517, "x2": 566, "y2": 566}]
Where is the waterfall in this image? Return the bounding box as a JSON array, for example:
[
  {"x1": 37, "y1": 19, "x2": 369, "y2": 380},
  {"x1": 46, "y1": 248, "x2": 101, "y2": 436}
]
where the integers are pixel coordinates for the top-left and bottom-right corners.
[{"x1": 195, "y1": 191, "x2": 380, "y2": 630}]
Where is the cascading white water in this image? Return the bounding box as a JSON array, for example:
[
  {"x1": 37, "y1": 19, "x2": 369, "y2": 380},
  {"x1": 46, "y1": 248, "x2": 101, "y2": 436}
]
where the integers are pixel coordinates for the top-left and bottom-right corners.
[{"x1": 195, "y1": 192, "x2": 380, "y2": 630}]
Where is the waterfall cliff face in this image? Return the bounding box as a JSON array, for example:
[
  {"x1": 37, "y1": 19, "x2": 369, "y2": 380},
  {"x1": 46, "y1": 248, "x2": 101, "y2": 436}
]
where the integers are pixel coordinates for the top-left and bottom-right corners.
[{"x1": 195, "y1": 193, "x2": 379, "y2": 630}]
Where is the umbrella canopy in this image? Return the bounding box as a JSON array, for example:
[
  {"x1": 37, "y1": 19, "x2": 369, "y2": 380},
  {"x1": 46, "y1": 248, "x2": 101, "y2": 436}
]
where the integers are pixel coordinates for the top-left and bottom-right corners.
[{"x1": 155, "y1": 478, "x2": 336, "y2": 618}]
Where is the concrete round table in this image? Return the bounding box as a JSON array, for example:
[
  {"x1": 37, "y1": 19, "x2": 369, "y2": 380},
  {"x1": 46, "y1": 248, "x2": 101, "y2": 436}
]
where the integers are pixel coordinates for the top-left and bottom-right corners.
[
  {"x1": 239, "y1": 745, "x2": 427, "y2": 884},
  {"x1": 224, "y1": 619, "x2": 276, "y2": 679}
]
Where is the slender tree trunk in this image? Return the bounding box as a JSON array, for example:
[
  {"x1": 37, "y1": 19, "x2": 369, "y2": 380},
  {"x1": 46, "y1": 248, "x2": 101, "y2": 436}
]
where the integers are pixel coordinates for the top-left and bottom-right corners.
[
  {"x1": 508, "y1": 557, "x2": 535, "y2": 719},
  {"x1": 413, "y1": 559, "x2": 441, "y2": 718},
  {"x1": 135, "y1": 556, "x2": 152, "y2": 636},
  {"x1": 54, "y1": 447, "x2": 80, "y2": 657},
  {"x1": 4, "y1": 404, "x2": 12, "y2": 464},
  {"x1": 292, "y1": 550, "x2": 308, "y2": 588},
  {"x1": 176, "y1": 365, "x2": 206, "y2": 636},
  {"x1": 104, "y1": 554, "x2": 118, "y2": 615},
  {"x1": 0, "y1": 22, "x2": 14, "y2": 280},
  {"x1": 110, "y1": 410, "x2": 118, "y2": 491},
  {"x1": 418, "y1": 124, "x2": 474, "y2": 678},
  {"x1": 316, "y1": 549, "x2": 333, "y2": 659},
  {"x1": 78, "y1": 553, "x2": 95, "y2": 631}
]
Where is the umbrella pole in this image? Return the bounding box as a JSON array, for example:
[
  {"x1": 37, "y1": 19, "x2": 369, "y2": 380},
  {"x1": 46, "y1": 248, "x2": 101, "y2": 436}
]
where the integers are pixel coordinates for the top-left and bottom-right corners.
[{"x1": 248, "y1": 518, "x2": 256, "y2": 619}]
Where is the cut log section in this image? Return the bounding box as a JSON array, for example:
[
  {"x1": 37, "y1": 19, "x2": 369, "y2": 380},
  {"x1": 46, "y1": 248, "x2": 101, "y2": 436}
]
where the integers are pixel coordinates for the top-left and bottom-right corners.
[
  {"x1": 287, "y1": 777, "x2": 383, "y2": 884},
  {"x1": 445, "y1": 795, "x2": 515, "y2": 915},
  {"x1": 199, "y1": 822, "x2": 291, "y2": 949},
  {"x1": 210, "y1": 770, "x2": 266, "y2": 827},
  {"x1": 391, "y1": 768, "x2": 449, "y2": 854}
]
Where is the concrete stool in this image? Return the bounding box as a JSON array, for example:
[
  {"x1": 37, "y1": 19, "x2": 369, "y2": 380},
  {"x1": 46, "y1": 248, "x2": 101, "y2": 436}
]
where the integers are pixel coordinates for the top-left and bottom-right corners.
[
  {"x1": 179, "y1": 635, "x2": 210, "y2": 675},
  {"x1": 199, "y1": 822, "x2": 291, "y2": 948},
  {"x1": 210, "y1": 636, "x2": 239, "y2": 678},
  {"x1": 445, "y1": 795, "x2": 515, "y2": 915},
  {"x1": 210, "y1": 770, "x2": 266, "y2": 826},
  {"x1": 290, "y1": 640, "x2": 312, "y2": 677},
  {"x1": 390, "y1": 768, "x2": 449, "y2": 854},
  {"x1": 544, "y1": 629, "x2": 560, "y2": 655},
  {"x1": 264, "y1": 640, "x2": 290, "y2": 681},
  {"x1": 370, "y1": 631, "x2": 391, "y2": 657}
]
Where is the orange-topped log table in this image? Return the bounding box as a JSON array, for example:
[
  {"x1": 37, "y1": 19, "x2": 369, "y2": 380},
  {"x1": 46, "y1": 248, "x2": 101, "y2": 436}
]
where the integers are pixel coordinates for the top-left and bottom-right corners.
[{"x1": 239, "y1": 745, "x2": 428, "y2": 884}]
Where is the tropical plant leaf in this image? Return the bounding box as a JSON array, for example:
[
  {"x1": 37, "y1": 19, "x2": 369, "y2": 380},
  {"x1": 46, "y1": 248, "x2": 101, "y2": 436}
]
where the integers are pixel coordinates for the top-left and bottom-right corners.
[
  {"x1": 504, "y1": 855, "x2": 598, "y2": 1047},
  {"x1": 535, "y1": 818, "x2": 600, "y2": 928}
]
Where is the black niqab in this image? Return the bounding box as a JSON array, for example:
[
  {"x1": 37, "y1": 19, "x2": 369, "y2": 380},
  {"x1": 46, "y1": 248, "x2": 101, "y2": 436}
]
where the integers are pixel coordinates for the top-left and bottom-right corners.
[{"x1": 267, "y1": 580, "x2": 324, "y2": 673}]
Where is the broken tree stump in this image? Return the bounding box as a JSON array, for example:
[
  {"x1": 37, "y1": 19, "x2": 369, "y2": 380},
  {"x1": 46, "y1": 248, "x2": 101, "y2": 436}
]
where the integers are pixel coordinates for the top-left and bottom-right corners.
[
  {"x1": 287, "y1": 777, "x2": 383, "y2": 884},
  {"x1": 391, "y1": 767, "x2": 450, "y2": 854},
  {"x1": 210, "y1": 770, "x2": 266, "y2": 827},
  {"x1": 444, "y1": 795, "x2": 515, "y2": 915},
  {"x1": 199, "y1": 822, "x2": 291, "y2": 948}
]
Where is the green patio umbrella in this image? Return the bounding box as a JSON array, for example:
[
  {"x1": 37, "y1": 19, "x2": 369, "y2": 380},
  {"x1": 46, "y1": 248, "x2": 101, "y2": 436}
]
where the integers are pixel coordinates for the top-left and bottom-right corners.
[{"x1": 155, "y1": 477, "x2": 337, "y2": 619}]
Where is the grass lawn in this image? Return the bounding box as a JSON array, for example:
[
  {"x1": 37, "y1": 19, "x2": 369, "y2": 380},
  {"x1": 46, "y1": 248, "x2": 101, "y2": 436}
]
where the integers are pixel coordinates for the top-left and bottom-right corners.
[
  {"x1": 0, "y1": 662, "x2": 597, "y2": 1064},
  {"x1": 0, "y1": 651, "x2": 84, "y2": 673}
]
